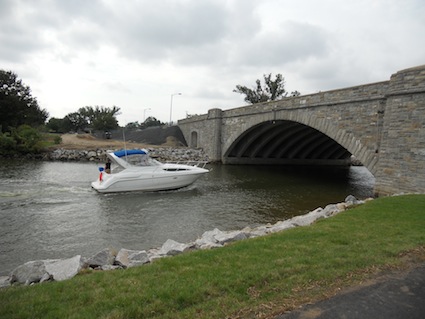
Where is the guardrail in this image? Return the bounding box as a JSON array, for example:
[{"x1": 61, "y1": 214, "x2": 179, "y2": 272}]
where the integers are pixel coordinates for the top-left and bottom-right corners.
[{"x1": 165, "y1": 160, "x2": 209, "y2": 168}]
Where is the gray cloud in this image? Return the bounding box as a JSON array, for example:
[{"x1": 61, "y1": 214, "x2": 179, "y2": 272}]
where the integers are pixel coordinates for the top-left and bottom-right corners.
[
  {"x1": 236, "y1": 21, "x2": 331, "y2": 67},
  {"x1": 1, "y1": 0, "x2": 424, "y2": 122}
]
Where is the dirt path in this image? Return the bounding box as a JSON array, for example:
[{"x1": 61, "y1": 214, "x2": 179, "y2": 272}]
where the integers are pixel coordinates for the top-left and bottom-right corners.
[{"x1": 58, "y1": 134, "x2": 153, "y2": 150}]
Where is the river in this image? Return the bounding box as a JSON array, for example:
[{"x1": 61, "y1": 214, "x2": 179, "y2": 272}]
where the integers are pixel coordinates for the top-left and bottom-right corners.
[{"x1": 0, "y1": 160, "x2": 374, "y2": 275}]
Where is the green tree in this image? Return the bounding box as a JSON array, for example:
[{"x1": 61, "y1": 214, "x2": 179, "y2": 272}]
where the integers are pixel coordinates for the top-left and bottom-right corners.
[
  {"x1": 64, "y1": 112, "x2": 87, "y2": 132},
  {"x1": 92, "y1": 106, "x2": 120, "y2": 131},
  {"x1": 0, "y1": 124, "x2": 43, "y2": 155},
  {"x1": 0, "y1": 70, "x2": 48, "y2": 132},
  {"x1": 141, "y1": 116, "x2": 163, "y2": 129},
  {"x1": 46, "y1": 117, "x2": 66, "y2": 133},
  {"x1": 233, "y1": 73, "x2": 300, "y2": 104},
  {"x1": 125, "y1": 121, "x2": 140, "y2": 130},
  {"x1": 79, "y1": 105, "x2": 120, "y2": 131},
  {"x1": 12, "y1": 125, "x2": 43, "y2": 153}
]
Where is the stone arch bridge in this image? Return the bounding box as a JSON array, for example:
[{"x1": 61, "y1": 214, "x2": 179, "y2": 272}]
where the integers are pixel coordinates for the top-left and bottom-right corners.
[{"x1": 178, "y1": 65, "x2": 425, "y2": 195}]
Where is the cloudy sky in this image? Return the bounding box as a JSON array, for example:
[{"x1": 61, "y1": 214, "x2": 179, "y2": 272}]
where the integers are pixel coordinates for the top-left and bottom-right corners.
[{"x1": 1, "y1": 0, "x2": 424, "y2": 125}]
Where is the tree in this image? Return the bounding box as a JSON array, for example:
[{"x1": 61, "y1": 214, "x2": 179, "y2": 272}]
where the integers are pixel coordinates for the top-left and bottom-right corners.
[
  {"x1": 62, "y1": 105, "x2": 121, "y2": 132},
  {"x1": 0, "y1": 124, "x2": 43, "y2": 155},
  {"x1": 233, "y1": 73, "x2": 300, "y2": 104},
  {"x1": 141, "y1": 116, "x2": 163, "y2": 129},
  {"x1": 46, "y1": 117, "x2": 66, "y2": 133},
  {"x1": 64, "y1": 112, "x2": 87, "y2": 132},
  {"x1": 78, "y1": 105, "x2": 120, "y2": 131},
  {"x1": 125, "y1": 122, "x2": 140, "y2": 130},
  {"x1": 0, "y1": 70, "x2": 48, "y2": 132},
  {"x1": 92, "y1": 106, "x2": 120, "y2": 131}
]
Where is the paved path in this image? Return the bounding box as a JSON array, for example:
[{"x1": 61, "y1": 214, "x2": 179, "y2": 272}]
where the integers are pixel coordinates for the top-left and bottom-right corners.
[{"x1": 276, "y1": 264, "x2": 425, "y2": 319}]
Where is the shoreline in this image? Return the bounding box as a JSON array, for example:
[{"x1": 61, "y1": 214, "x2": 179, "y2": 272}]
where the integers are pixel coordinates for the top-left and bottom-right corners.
[
  {"x1": 1, "y1": 195, "x2": 367, "y2": 287},
  {"x1": 0, "y1": 146, "x2": 210, "y2": 163}
]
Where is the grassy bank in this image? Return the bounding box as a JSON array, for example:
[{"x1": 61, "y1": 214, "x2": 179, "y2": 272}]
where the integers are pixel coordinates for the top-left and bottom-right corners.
[{"x1": 1, "y1": 195, "x2": 424, "y2": 318}]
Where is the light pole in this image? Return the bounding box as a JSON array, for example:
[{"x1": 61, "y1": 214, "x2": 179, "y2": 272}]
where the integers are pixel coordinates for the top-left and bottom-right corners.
[
  {"x1": 170, "y1": 93, "x2": 182, "y2": 125},
  {"x1": 143, "y1": 108, "x2": 151, "y2": 121}
]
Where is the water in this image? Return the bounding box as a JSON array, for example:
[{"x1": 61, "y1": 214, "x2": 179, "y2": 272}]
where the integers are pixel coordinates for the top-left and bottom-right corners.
[{"x1": 0, "y1": 160, "x2": 375, "y2": 275}]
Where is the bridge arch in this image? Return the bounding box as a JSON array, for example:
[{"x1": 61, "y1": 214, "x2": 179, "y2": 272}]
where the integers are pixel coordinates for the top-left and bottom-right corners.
[{"x1": 222, "y1": 115, "x2": 377, "y2": 174}]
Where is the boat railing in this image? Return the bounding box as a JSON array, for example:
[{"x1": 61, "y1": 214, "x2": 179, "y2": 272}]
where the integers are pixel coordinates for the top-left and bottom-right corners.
[{"x1": 165, "y1": 160, "x2": 209, "y2": 168}]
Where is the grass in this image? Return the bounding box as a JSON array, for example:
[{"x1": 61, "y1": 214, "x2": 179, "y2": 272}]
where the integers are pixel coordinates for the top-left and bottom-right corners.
[
  {"x1": 1, "y1": 194, "x2": 424, "y2": 318},
  {"x1": 40, "y1": 133, "x2": 62, "y2": 148}
]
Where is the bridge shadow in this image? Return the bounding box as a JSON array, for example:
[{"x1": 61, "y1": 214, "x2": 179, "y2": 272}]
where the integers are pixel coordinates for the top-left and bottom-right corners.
[{"x1": 224, "y1": 120, "x2": 352, "y2": 166}]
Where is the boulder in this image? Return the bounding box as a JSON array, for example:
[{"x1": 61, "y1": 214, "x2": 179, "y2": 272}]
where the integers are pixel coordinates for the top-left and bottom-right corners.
[
  {"x1": 195, "y1": 228, "x2": 248, "y2": 248},
  {"x1": 269, "y1": 219, "x2": 296, "y2": 233},
  {"x1": 195, "y1": 228, "x2": 224, "y2": 249},
  {"x1": 345, "y1": 195, "x2": 359, "y2": 205},
  {"x1": 322, "y1": 204, "x2": 344, "y2": 217},
  {"x1": 86, "y1": 151, "x2": 97, "y2": 159},
  {"x1": 85, "y1": 248, "x2": 116, "y2": 268},
  {"x1": 159, "y1": 239, "x2": 192, "y2": 256},
  {"x1": 10, "y1": 260, "x2": 48, "y2": 285},
  {"x1": 289, "y1": 207, "x2": 327, "y2": 227},
  {"x1": 115, "y1": 249, "x2": 149, "y2": 268},
  {"x1": 214, "y1": 230, "x2": 247, "y2": 245},
  {"x1": 0, "y1": 276, "x2": 11, "y2": 288},
  {"x1": 44, "y1": 255, "x2": 82, "y2": 281},
  {"x1": 147, "y1": 248, "x2": 164, "y2": 262},
  {"x1": 40, "y1": 273, "x2": 53, "y2": 283}
]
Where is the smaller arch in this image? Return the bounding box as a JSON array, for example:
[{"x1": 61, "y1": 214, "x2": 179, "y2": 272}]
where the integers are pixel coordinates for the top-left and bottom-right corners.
[{"x1": 190, "y1": 131, "x2": 198, "y2": 148}]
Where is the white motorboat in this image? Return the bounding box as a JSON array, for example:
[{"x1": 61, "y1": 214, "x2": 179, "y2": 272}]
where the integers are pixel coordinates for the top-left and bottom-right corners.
[{"x1": 91, "y1": 149, "x2": 209, "y2": 193}]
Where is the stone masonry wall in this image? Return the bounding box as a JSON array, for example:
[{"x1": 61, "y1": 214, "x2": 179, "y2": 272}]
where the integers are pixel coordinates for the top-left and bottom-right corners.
[{"x1": 374, "y1": 65, "x2": 425, "y2": 195}]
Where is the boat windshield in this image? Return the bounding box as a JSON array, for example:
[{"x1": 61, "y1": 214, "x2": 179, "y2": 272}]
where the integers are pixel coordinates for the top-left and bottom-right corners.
[{"x1": 124, "y1": 154, "x2": 161, "y2": 166}]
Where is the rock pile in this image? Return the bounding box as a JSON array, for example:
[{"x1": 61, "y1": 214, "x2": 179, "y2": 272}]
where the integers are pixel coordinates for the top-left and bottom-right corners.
[
  {"x1": 0, "y1": 195, "x2": 367, "y2": 288},
  {"x1": 43, "y1": 147, "x2": 209, "y2": 163}
]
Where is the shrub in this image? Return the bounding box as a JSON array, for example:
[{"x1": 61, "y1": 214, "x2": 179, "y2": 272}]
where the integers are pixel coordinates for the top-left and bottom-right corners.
[
  {"x1": 53, "y1": 135, "x2": 62, "y2": 144},
  {"x1": 0, "y1": 125, "x2": 44, "y2": 155},
  {"x1": 0, "y1": 132, "x2": 17, "y2": 155}
]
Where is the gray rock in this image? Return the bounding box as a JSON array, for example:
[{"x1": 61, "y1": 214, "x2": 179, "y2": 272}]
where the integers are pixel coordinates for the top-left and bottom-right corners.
[
  {"x1": 147, "y1": 248, "x2": 164, "y2": 262},
  {"x1": 345, "y1": 195, "x2": 359, "y2": 205},
  {"x1": 289, "y1": 207, "x2": 327, "y2": 227},
  {"x1": 39, "y1": 273, "x2": 52, "y2": 283},
  {"x1": 269, "y1": 220, "x2": 296, "y2": 233},
  {"x1": 159, "y1": 239, "x2": 191, "y2": 256},
  {"x1": 115, "y1": 249, "x2": 149, "y2": 268},
  {"x1": 86, "y1": 151, "x2": 97, "y2": 159},
  {"x1": 214, "y1": 230, "x2": 247, "y2": 245},
  {"x1": 10, "y1": 260, "x2": 48, "y2": 285},
  {"x1": 0, "y1": 276, "x2": 11, "y2": 288},
  {"x1": 85, "y1": 248, "x2": 116, "y2": 267},
  {"x1": 322, "y1": 203, "x2": 344, "y2": 217},
  {"x1": 44, "y1": 255, "x2": 82, "y2": 281},
  {"x1": 195, "y1": 228, "x2": 223, "y2": 249}
]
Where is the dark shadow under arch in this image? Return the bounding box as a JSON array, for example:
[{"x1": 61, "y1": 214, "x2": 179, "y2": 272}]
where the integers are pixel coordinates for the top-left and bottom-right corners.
[{"x1": 223, "y1": 120, "x2": 352, "y2": 165}]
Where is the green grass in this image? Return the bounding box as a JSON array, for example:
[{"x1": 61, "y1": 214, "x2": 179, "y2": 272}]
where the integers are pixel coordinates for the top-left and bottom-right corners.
[
  {"x1": 1, "y1": 195, "x2": 424, "y2": 318},
  {"x1": 40, "y1": 133, "x2": 62, "y2": 148}
]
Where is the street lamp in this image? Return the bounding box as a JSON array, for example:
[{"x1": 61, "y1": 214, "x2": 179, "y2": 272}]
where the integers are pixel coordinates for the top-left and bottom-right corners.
[
  {"x1": 143, "y1": 108, "x2": 151, "y2": 121},
  {"x1": 170, "y1": 93, "x2": 182, "y2": 125}
]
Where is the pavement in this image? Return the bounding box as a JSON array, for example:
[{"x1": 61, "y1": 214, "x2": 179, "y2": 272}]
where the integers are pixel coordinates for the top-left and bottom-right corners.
[{"x1": 275, "y1": 264, "x2": 425, "y2": 319}]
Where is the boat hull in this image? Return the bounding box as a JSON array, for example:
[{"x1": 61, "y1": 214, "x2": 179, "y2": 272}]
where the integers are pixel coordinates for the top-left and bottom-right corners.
[{"x1": 91, "y1": 166, "x2": 208, "y2": 193}]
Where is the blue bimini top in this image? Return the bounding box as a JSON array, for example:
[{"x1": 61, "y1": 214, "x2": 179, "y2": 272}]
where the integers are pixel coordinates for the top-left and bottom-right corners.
[{"x1": 114, "y1": 149, "x2": 147, "y2": 158}]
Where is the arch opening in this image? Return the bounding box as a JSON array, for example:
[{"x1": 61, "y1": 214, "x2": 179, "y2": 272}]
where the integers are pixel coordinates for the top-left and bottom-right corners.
[{"x1": 224, "y1": 120, "x2": 352, "y2": 165}]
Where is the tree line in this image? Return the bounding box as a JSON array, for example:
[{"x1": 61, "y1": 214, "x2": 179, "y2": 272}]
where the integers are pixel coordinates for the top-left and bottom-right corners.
[{"x1": 0, "y1": 69, "x2": 299, "y2": 155}]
